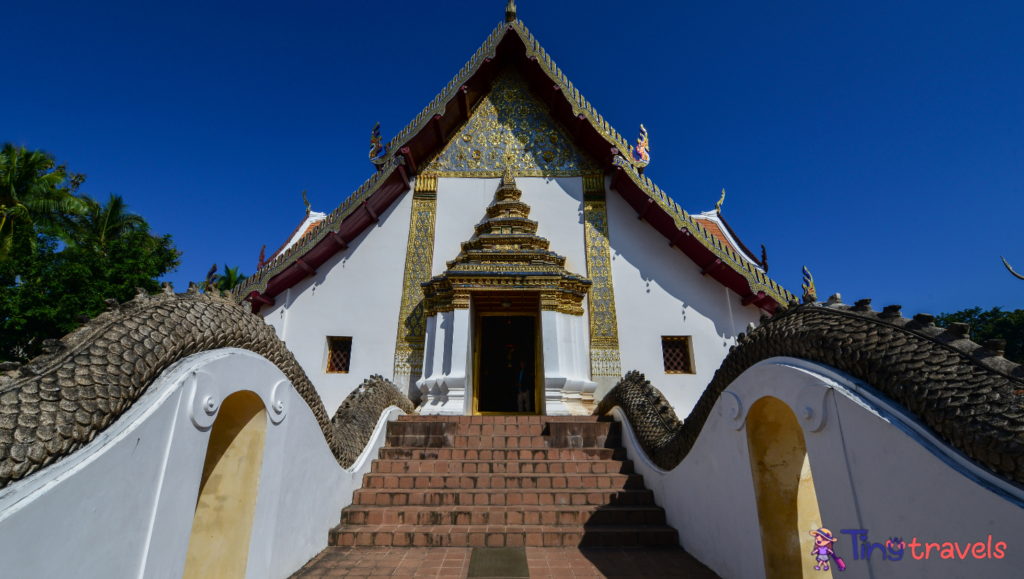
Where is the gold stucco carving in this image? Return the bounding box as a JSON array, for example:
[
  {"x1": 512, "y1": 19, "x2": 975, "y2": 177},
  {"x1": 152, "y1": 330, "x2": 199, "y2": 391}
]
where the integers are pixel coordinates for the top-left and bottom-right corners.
[
  {"x1": 415, "y1": 174, "x2": 438, "y2": 193},
  {"x1": 422, "y1": 168, "x2": 591, "y2": 316},
  {"x1": 423, "y1": 69, "x2": 600, "y2": 178},
  {"x1": 393, "y1": 194, "x2": 438, "y2": 380},
  {"x1": 583, "y1": 199, "x2": 623, "y2": 378}
]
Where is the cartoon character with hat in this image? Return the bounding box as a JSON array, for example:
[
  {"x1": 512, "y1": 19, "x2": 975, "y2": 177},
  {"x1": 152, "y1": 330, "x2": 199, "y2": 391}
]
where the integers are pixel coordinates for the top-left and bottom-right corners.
[{"x1": 810, "y1": 528, "x2": 845, "y2": 571}]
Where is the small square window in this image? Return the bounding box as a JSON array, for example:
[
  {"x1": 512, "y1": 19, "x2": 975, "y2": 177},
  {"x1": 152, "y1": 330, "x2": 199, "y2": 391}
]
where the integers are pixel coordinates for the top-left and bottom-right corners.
[
  {"x1": 662, "y1": 336, "x2": 694, "y2": 374},
  {"x1": 326, "y1": 337, "x2": 352, "y2": 373}
]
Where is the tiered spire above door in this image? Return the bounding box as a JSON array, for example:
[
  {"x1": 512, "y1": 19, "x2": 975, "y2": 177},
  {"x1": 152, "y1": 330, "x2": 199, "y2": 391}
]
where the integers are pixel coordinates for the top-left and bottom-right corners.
[{"x1": 421, "y1": 166, "x2": 591, "y2": 316}]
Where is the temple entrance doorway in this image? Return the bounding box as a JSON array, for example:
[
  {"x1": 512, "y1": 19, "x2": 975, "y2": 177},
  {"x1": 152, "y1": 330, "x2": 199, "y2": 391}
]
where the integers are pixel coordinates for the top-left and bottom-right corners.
[{"x1": 473, "y1": 292, "x2": 541, "y2": 415}]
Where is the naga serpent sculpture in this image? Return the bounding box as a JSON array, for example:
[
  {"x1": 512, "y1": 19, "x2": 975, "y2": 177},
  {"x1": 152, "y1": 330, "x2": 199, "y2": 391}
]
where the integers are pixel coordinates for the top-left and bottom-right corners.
[
  {"x1": 0, "y1": 284, "x2": 413, "y2": 490},
  {"x1": 1003, "y1": 256, "x2": 1024, "y2": 281},
  {"x1": 596, "y1": 297, "x2": 1024, "y2": 485}
]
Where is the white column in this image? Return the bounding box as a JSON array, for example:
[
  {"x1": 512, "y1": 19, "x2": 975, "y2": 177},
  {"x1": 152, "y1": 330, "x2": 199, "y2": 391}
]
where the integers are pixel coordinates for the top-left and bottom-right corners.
[
  {"x1": 419, "y1": 311, "x2": 456, "y2": 415},
  {"x1": 541, "y1": 310, "x2": 572, "y2": 415},
  {"x1": 416, "y1": 315, "x2": 438, "y2": 405},
  {"x1": 440, "y1": 307, "x2": 472, "y2": 415},
  {"x1": 541, "y1": 310, "x2": 598, "y2": 416},
  {"x1": 574, "y1": 314, "x2": 597, "y2": 411}
]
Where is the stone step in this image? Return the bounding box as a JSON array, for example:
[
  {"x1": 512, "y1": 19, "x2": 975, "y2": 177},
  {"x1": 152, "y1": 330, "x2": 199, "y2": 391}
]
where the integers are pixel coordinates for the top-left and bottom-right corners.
[
  {"x1": 377, "y1": 447, "x2": 627, "y2": 461},
  {"x1": 352, "y1": 488, "x2": 656, "y2": 507},
  {"x1": 328, "y1": 523, "x2": 679, "y2": 548},
  {"x1": 360, "y1": 472, "x2": 646, "y2": 491},
  {"x1": 546, "y1": 421, "x2": 620, "y2": 448},
  {"x1": 385, "y1": 420, "x2": 619, "y2": 441},
  {"x1": 370, "y1": 458, "x2": 635, "y2": 474},
  {"x1": 340, "y1": 504, "x2": 667, "y2": 527},
  {"x1": 387, "y1": 421, "x2": 546, "y2": 437},
  {"x1": 383, "y1": 433, "x2": 622, "y2": 449},
  {"x1": 395, "y1": 415, "x2": 613, "y2": 424}
]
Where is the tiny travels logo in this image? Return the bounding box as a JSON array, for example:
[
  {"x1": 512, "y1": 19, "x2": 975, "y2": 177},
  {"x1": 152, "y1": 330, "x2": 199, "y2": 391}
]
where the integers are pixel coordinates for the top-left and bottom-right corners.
[{"x1": 808, "y1": 528, "x2": 1007, "y2": 571}]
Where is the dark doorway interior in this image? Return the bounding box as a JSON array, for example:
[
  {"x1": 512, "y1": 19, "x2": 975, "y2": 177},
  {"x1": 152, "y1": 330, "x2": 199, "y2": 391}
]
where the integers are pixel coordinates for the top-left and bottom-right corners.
[{"x1": 476, "y1": 315, "x2": 537, "y2": 414}]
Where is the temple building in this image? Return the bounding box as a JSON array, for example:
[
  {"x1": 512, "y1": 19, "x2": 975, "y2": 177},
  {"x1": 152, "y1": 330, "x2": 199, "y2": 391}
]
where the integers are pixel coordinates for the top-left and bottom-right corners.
[
  {"x1": 235, "y1": 32, "x2": 794, "y2": 419},
  {"x1": 2, "y1": 4, "x2": 1021, "y2": 579}
]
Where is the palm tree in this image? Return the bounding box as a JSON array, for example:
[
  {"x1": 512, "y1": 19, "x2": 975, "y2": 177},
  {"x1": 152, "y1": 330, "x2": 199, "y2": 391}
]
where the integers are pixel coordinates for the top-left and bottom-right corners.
[
  {"x1": 71, "y1": 193, "x2": 152, "y2": 253},
  {"x1": 215, "y1": 264, "x2": 247, "y2": 292},
  {"x1": 0, "y1": 143, "x2": 88, "y2": 259},
  {"x1": 198, "y1": 264, "x2": 247, "y2": 295}
]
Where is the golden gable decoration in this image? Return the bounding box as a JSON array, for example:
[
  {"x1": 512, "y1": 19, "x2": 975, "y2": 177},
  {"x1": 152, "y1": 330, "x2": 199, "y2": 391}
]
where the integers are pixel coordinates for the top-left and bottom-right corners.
[{"x1": 423, "y1": 69, "x2": 600, "y2": 178}]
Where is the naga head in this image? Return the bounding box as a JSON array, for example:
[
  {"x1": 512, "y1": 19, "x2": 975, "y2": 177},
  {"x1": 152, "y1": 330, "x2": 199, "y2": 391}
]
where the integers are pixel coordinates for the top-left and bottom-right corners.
[
  {"x1": 633, "y1": 124, "x2": 650, "y2": 167},
  {"x1": 1002, "y1": 256, "x2": 1024, "y2": 281},
  {"x1": 369, "y1": 122, "x2": 387, "y2": 160}
]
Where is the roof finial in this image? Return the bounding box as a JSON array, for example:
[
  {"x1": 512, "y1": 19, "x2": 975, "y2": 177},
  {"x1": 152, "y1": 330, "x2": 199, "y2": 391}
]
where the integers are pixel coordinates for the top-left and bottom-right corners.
[
  {"x1": 369, "y1": 122, "x2": 386, "y2": 160},
  {"x1": 302, "y1": 189, "x2": 311, "y2": 216},
  {"x1": 801, "y1": 266, "x2": 817, "y2": 304},
  {"x1": 632, "y1": 124, "x2": 650, "y2": 168},
  {"x1": 205, "y1": 263, "x2": 218, "y2": 292},
  {"x1": 505, "y1": 0, "x2": 516, "y2": 23},
  {"x1": 716, "y1": 189, "x2": 725, "y2": 213}
]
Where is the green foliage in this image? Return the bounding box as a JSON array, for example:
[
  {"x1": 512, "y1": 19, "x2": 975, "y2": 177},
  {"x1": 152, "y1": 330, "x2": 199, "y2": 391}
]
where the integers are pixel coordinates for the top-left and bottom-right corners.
[
  {"x1": 0, "y1": 231, "x2": 180, "y2": 362},
  {"x1": 215, "y1": 264, "x2": 246, "y2": 292},
  {"x1": 198, "y1": 264, "x2": 247, "y2": 295},
  {"x1": 936, "y1": 307, "x2": 1024, "y2": 364},
  {"x1": 69, "y1": 193, "x2": 152, "y2": 253},
  {"x1": 0, "y1": 145, "x2": 181, "y2": 363},
  {"x1": 0, "y1": 143, "x2": 89, "y2": 260}
]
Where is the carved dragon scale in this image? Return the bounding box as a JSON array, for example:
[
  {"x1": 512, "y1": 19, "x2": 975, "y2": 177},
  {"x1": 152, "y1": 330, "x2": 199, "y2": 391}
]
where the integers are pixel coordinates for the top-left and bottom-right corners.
[
  {"x1": 597, "y1": 298, "x2": 1024, "y2": 485},
  {"x1": 3, "y1": 284, "x2": 1024, "y2": 491},
  {"x1": 0, "y1": 284, "x2": 412, "y2": 490}
]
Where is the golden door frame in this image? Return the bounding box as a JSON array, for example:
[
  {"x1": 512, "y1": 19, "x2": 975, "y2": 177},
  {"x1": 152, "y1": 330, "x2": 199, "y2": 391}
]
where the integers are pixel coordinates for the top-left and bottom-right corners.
[{"x1": 472, "y1": 310, "x2": 543, "y2": 416}]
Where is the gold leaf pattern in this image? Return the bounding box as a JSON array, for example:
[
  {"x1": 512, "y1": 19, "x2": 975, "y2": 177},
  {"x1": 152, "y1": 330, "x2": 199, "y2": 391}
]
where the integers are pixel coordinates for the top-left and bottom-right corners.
[
  {"x1": 425, "y1": 69, "x2": 599, "y2": 177},
  {"x1": 584, "y1": 200, "x2": 623, "y2": 378},
  {"x1": 393, "y1": 195, "x2": 437, "y2": 379}
]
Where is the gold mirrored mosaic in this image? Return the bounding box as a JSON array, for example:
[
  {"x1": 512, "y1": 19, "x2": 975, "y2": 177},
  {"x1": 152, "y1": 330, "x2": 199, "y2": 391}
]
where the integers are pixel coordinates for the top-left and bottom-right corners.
[{"x1": 423, "y1": 69, "x2": 600, "y2": 178}]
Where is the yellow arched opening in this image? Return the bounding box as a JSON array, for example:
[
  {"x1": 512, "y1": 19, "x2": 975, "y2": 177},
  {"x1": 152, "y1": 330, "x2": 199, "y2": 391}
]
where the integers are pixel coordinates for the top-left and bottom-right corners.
[
  {"x1": 745, "y1": 396, "x2": 830, "y2": 578},
  {"x1": 183, "y1": 391, "x2": 267, "y2": 579}
]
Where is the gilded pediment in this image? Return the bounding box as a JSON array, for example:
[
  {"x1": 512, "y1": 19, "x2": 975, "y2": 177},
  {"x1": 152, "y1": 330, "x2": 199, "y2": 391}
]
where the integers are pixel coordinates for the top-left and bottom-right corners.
[{"x1": 422, "y1": 69, "x2": 600, "y2": 177}]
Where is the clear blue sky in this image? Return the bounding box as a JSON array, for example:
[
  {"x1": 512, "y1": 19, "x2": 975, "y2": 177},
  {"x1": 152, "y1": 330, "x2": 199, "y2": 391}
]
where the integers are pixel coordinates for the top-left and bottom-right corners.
[{"x1": 6, "y1": 1, "x2": 1023, "y2": 317}]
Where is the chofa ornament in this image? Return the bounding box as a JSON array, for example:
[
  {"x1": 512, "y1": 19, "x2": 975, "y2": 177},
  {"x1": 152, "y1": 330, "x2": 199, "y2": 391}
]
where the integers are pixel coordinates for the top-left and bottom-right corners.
[
  {"x1": 369, "y1": 122, "x2": 387, "y2": 161},
  {"x1": 632, "y1": 124, "x2": 650, "y2": 168},
  {"x1": 801, "y1": 266, "x2": 817, "y2": 304}
]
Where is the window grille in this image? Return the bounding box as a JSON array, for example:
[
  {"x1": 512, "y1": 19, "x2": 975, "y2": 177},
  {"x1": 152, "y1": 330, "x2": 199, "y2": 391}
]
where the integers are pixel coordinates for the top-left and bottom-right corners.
[
  {"x1": 661, "y1": 336, "x2": 694, "y2": 374},
  {"x1": 326, "y1": 337, "x2": 352, "y2": 373}
]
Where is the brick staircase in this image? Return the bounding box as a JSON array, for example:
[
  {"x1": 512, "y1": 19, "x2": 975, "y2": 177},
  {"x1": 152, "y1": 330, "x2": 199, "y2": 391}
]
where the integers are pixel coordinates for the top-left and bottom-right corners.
[{"x1": 328, "y1": 415, "x2": 679, "y2": 548}]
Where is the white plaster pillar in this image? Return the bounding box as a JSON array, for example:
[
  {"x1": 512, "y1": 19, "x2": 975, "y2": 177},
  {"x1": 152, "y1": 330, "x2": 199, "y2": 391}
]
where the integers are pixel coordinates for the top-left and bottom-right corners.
[
  {"x1": 541, "y1": 310, "x2": 570, "y2": 415},
  {"x1": 538, "y1": 308, "x2": 598, "y2": 416},
  {"x1": 441, "y1": 307, "x2": 473, "y2": 415},
  {"x1": 574, "y1": 314, "x2": 597, "y2": 410},
  {"x1": 416, "y1": 315, "x2": 438, "y2": 404},
  {"x1": 419, "y1": 312, "x2": 456, "y2": 415}
]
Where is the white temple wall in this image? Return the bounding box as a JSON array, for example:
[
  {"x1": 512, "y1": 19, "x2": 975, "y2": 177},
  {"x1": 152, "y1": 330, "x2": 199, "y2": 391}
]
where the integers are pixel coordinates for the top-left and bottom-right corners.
[
  {"x1": 604, "y1": 188, "x2": 763, "y2": 416},
  {"x1": 0, "y1": 349, "x2": 403, "y2": 579},
  {"x1": 613, "y1": 358, "x2": 1024, "y2": 579},
  {"x1": 262, "y1": 190, "x2": 413, "y2": 415}
]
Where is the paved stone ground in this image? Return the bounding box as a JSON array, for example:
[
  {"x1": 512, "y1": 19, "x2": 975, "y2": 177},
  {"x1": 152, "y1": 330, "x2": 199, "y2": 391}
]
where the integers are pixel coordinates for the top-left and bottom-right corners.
[{"x1": 289, "y1": 547, "x2": 722, "y2": 578}]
